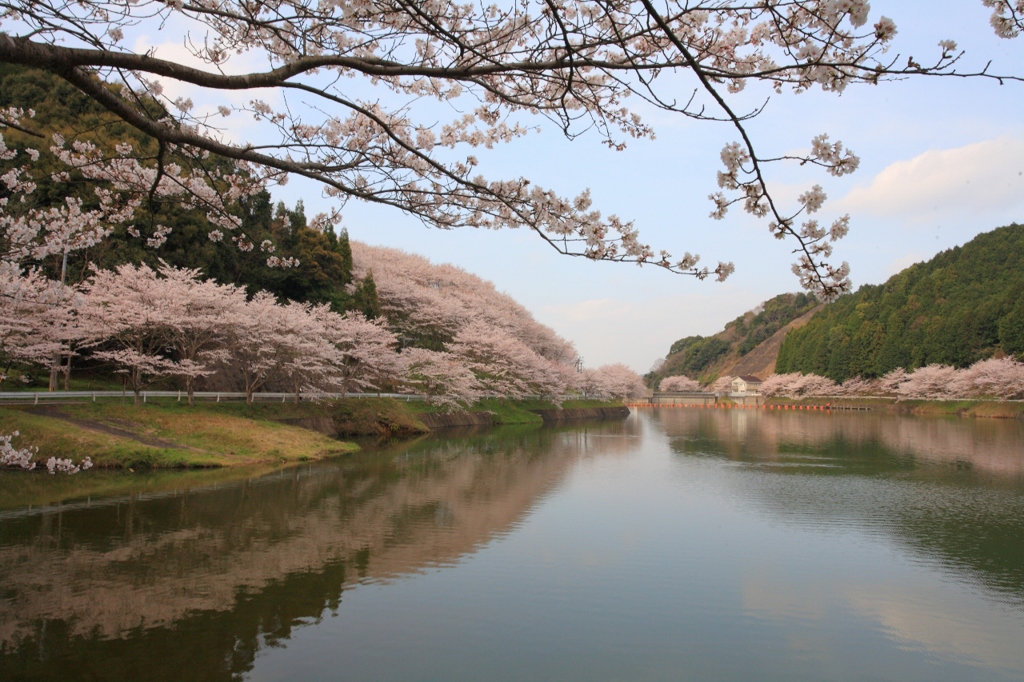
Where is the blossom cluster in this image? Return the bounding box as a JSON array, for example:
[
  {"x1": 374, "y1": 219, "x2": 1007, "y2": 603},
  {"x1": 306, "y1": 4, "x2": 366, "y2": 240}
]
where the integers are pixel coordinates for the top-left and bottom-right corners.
[
  {"x1": 659, "y1": 375, "x2": 702, "y2": 392},
  {"x1": 3, "y1": 1, "x2": 999, "y2": 296},
  {"x1": 760, "y1": 358, "x2": 1024, "y2": 400}
]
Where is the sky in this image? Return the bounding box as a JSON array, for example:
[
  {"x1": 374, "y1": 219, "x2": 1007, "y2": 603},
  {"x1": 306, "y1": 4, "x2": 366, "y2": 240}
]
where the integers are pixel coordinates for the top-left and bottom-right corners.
[{"x1": 137, "y1": 2, "x2": 1024, "y2": 373}]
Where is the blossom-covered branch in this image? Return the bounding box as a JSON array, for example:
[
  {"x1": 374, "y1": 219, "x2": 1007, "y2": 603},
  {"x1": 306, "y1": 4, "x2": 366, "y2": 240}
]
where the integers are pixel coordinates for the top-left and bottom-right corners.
[{"x1": 3, "y1": 1, "x2": 1018, "y2": 292}]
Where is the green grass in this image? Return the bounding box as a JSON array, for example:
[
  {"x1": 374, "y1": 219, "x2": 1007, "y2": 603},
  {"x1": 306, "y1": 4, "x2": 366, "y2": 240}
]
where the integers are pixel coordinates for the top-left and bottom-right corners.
[{"x1": 0, "y1": 401, "x2": 358, "y2": 470}]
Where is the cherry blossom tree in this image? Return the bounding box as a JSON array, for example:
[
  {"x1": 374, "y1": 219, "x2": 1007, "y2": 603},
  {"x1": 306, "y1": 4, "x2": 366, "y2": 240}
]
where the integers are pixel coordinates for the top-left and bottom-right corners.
[
  {"x1": 962, "y1": 357, "x2": 1024, "y2": 400},
  {"x1": 3, "y1": 2, "x2": 1021, "y2": 296},
  {"x1": 659, "y1": 375, "x2": 701, "y2": 392},
  {"x1": 324, "y1": 310, "x2": 401, "y2": 397},
  {"x1": 79, "y1": 263, "x2": 180, "y2": 403},
  {"x1": 878, "y1": 368, "x2": 909, "y2": 395},
  {"x1": 759, "y1": 359, "x2": 1024, "y2": 401},
  {"x1": 448, "y1": 322, "x2": 571, "y2": 400},
  {"x1": 399, "y1": 347, "x2": 483, "y2": 408},
  {"x1": 759, "y1": 373, "x2": 796, "y2": 398},
  {"x1": 894, "y1": 364, "x2": 966, "y2": 401},
  {"x1": 835, "y1": 376, "x2": 878, "y2": 396},
  {"x1": 710, "y1": 375, "x2": 735, "y2": 394},
  {"x1": 352, "y1": 242, "x2": 578, "y2": 364},
  {"x1": 352, "y1": 241, "x2": 583, "y2": 402},
  {"x1": 790, "y1": 373, "x2": 838, "y2": 397},
  {"x1": 1, "y1": 103, "x2": 282, "y2": 400},
  {"x1": 0, "y1": 264, "x2": 76, "y2": 381},
  {"x1": 759, "y1": 372, "x2": 836, "y2": 398},
  {"x1": 582, "y1": 364, "x2": 646, "y2": 401},
  {"x1": 156, "y1": 263, "x2": 248, "y2": 405},
  {"x1": 221, "y1": 291, "x2": 300, "y2": 404},
  {"x1": 278, "y1": 301, "x2": 344, "y2": 402}
]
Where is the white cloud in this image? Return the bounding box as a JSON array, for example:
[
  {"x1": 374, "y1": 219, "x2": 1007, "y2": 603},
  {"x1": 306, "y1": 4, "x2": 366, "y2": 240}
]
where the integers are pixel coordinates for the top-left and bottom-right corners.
[
  {"x1": 839, "y1": 137, "x2": 1024, "y2": 221},
  {"x1": 129, "y1": 33, "x2": 282, "y2": 145}
]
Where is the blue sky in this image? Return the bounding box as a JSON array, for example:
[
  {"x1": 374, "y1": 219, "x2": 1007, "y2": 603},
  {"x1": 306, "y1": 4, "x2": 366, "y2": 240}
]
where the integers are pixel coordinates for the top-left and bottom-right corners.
[{"x1": 142, "y1": 2, "x2": 1024, "y2": 372}]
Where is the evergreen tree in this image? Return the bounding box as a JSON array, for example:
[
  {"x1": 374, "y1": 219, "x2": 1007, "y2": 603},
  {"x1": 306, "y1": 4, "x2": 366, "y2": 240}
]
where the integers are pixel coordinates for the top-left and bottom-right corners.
[
  {"x1": 333, "y1": 229, "x2": 354, "y2": 285},
  {"x1": 776, "y1": 223, "x2": 1024, "y2": 380},
  {"x1": 353, "y1": 271, "x2": 382, "y2": 320}
]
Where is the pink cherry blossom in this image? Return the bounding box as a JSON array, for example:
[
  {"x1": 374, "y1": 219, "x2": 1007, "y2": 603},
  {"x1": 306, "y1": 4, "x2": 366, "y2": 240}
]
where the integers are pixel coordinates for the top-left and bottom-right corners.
[{"x1": 659, "y1": 376, "x2": 702, "y2": 392}]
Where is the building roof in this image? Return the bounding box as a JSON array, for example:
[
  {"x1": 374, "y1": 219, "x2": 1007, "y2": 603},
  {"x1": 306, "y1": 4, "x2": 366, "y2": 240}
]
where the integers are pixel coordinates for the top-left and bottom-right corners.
[{"x1": 736, "y1": 375, "x2": 762, "y2": 383}]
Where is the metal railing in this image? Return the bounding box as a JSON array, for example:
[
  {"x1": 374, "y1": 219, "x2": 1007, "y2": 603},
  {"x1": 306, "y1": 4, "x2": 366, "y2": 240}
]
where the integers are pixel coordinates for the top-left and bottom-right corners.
[{"x1": 0, "y1": 390, "x2": 429, "y2": 404}]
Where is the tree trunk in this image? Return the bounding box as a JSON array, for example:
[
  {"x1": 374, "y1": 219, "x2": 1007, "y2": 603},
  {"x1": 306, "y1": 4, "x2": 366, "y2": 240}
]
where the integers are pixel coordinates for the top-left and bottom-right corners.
[
  {"x1": 132, "y1": 368, "x2": 141, "y2": 405},
  {"x1": 63, "y1": 354, "x2": 71, "y2": 390},
  {"x1": 48, "y1": 354, "x2": 59, "y2": 392}
]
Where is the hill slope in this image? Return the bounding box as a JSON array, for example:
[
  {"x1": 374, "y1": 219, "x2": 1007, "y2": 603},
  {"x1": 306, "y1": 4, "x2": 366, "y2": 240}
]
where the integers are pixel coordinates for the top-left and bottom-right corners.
[
  {"x1": 648, "y1": 293, "x2": 819, "y2": 386},
  {"x1": 720, "y1": 304, "x2": 822, "y2": 379},
  {"x1": 775, "y1": 223, "x2": 1024, "y2": 381}
]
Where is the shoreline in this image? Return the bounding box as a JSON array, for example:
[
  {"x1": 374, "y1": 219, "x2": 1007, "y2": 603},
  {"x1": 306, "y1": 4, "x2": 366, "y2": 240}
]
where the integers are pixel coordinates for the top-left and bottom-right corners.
[
  {"x1": 0, "y1": 398, "x2": 629, "y2": 471},
  {"x1": 631, "y1": 397, "x2": 1024, "y2": 419}
]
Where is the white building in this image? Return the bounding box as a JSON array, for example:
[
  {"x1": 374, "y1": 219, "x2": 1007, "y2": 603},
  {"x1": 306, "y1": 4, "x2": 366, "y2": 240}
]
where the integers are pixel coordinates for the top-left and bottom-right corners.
[{"x1": 731, "y1": 375, "x2": 763, "y2": 394}]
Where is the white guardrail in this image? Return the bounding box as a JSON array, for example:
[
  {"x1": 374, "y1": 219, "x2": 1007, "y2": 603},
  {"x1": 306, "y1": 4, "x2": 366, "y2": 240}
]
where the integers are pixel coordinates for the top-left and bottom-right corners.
[{"x1": 0, "y1": 390, "x2": 430, "y2": 404}]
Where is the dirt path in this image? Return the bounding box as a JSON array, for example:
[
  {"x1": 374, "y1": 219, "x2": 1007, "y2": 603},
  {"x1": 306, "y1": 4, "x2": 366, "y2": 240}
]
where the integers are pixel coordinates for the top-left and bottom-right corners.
[{"x1": 26, "y1": 406, "x2": 187, "y2": 449}]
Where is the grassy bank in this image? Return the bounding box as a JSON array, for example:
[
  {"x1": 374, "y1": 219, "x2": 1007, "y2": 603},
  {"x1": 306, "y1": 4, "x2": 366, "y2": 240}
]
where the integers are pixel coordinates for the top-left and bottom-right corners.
[
  {"x1": 0, "y1": 401, "x2": 358, "y2": 470},
  {"x1": 0, "y1": 396, "x2": 630, "y2": 471}
]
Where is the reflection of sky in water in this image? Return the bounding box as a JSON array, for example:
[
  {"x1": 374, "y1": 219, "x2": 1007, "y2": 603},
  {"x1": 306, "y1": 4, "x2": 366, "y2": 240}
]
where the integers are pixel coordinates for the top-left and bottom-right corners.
[
  {"x1": 250, "y1": 411, "x2": 1024, "y2": 682},
  {"x1": 0, "y1": 411, "x2": 1022, "y2": 682}
]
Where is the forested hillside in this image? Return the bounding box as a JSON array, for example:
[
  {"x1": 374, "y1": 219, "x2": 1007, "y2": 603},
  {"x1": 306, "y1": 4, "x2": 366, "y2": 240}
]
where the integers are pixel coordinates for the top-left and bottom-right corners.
[
  {"x1": 776, "y1": 223, "x2": 1024, "y2": 381},
  {"x1": 648, "y1": 293, "x2": 818, "y2": 386}
]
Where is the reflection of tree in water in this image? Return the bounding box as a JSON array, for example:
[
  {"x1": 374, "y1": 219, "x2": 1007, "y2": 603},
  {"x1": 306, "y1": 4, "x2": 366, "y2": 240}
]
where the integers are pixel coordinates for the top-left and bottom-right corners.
[
  {"x1": 2, "y1": 561, "x2": 349, "y2": 682},
  {"x1": 660, "y1": 409, "x2": 1024, "y2": 480},
  {"x1": 0, "y1": 420, "x2": 636, "y2": 681},
  {"x1": 659, "y1": 409, "x2": 1024, "y2": 602}
]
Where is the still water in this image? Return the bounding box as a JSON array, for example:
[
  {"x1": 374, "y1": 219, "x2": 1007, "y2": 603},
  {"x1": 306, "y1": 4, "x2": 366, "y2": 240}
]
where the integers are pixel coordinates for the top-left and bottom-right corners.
[{"x1": 0, "y1": 409, "x2": 1022, "y2": 681}]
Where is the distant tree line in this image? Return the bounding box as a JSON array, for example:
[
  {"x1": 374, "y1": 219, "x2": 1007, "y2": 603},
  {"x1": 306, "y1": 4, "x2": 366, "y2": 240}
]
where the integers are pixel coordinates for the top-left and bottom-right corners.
[{"x1": 776, "y1": 224, "x2": 1024, "y2": 381}]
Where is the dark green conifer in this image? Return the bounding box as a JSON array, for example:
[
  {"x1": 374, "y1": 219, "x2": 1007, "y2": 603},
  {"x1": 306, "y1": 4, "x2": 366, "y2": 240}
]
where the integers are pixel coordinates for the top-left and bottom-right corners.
[
  {"x1": 334, "y1": 229, "x2": 354, "y2": 285},
  {"x1": 353, "y1": 271, "x2": 382, "y2": 319}
]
